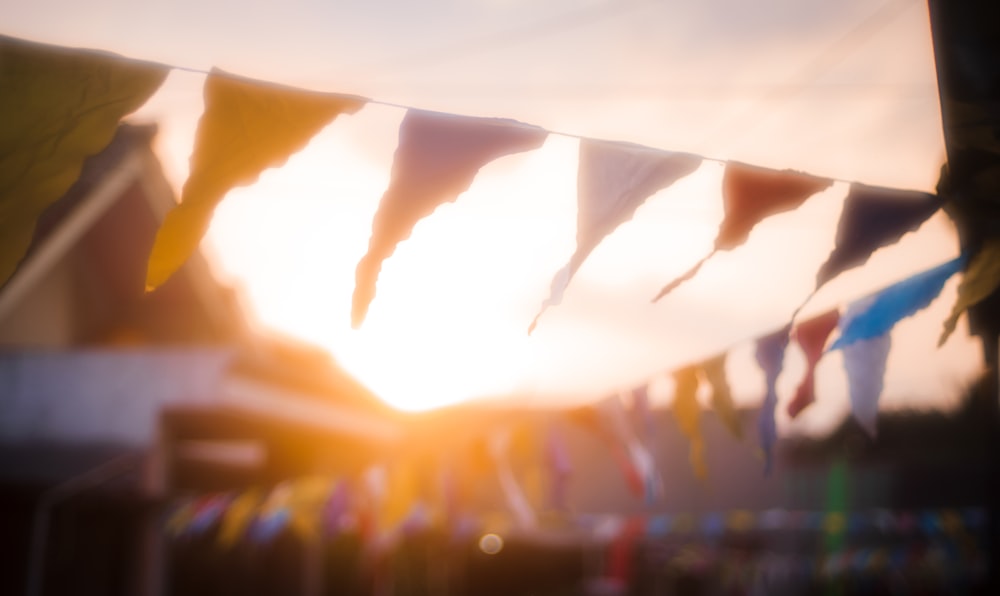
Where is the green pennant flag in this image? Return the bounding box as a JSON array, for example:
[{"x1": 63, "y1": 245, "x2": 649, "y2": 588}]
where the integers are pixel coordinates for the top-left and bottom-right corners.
[{"x1": 0, "y1": 35, "x2": 167, "y2": 285}]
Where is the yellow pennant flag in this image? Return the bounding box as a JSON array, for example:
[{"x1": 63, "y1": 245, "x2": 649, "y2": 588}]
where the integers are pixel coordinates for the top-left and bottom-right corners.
[
  {"x1": 672, "y1": 365, "x2": 707, "y2": 480},
  {"x1": 145, "y1": 69, "x2": 365, "y2": 290},
  {"x1": 382, "y1": 462, "x2": 422, "y2": 531},
  {"x1": 701, "y1": 354, "x2": 743, "y2": 440},
  {"x1": 218, "y1": 489, "x2": 261, "y2": 548},
  {"x1": 165, "y1": 500, "x2": 196, "y2": 536},
  {"x1": 940, "y1": 238, "x2": 1000, "y2": 345},
  {"x1": 0, "y1": 35, "x2": 167, "y2": 285},
  {"x1": 287, "y1": 476, "x2": 334, "y2": 542}
]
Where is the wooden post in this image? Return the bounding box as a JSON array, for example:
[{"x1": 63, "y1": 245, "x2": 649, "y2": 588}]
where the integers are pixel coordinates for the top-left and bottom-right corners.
[
  {"x1": 926, "y1": 1, "x2": 1000, "y2": 591},
  {"x1": 134, "y1": 421, "x2": 171, "y2": 596}
]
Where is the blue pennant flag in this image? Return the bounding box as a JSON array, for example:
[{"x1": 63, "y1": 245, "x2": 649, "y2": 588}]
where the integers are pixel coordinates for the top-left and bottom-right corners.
[{"x1": 829, "y1": 256, "x2": 965, "y2": 352}]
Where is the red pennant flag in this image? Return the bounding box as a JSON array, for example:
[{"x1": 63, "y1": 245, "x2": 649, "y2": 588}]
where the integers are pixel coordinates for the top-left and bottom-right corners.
[
  {"x1": 653, "y1": 162, "x2": 831, "y2": 301},
  {"x1": 716, "y1": 162, "x2": 833, "y2": 250},
  {"x1": 786, "y1": 309, "x2": 840, "y2": 418}
]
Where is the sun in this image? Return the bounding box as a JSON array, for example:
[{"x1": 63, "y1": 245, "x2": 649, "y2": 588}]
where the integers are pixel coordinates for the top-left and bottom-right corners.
[{"x1": 201, "y1": 122, "x2": 569, "y2": 411}]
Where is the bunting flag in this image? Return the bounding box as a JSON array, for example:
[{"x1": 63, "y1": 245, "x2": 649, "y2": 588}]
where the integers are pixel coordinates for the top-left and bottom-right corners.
[
  {"x1": 940, "y1": 238, "x2": 1000, "y2": 345},
  {"x1": 218, "y1": 489, "x2": 263, "y2": 547},
  {"x1": 351, "y1": 109, "x2": 548, "y2": 328},
  {"x1": 529, "y1": 140, "x2": 701, "y2": 331},
  {"x1": 755, "y1": 325, "x2": 791, "y2": 475},
  {"x1": 286, "y1": 476, "x2": 335, "y2": 541},
  {"x1": 823, "y1": 460, "x2": 849, "y2": 554},
  {"x1": 146, "y1": 69, "x2": 365, "y2": 290},
  {"x1": 605, "y1": 517, "x2": 646, "y2": 586},
  {"x1": 786, "y1": 309, "x2": 840, "y2": 418},
  {"x1": 815, "y1": 184, "x2": 943, "y2": 288},
  {"x1": 672, "y1": 366, "x2": 708, "y2": 481},
  {"x1": 616, "y1": 389, "x2": 663, "y2": 503},
  {"x1": 543, "y1": 421, "x2": 573, "y2": 510},
  {"x1": 381, "y1": 462, "x2": 425, "y2": 533},
  {"x1": 837, "y1": 298, "x2": 891, "y2": 437},
  {"x1": 0, "y1": 35, "x2": 167, "y2": 286},
  {"x1": 702, "y1": 353, "x2": 743, "y2": 440},
  {"x1": 322, "y1": 479, "x2": 353, "y2": 536},
  {"x1": 653, "y1": 162, "x2": 832, "y2": 301},
  {"x1": 251, "y1": 482, "x2": 293, "y2": 542},
  {"x1": 592, "y1": 396, "x2": 654, "y2": 499},
  {"x1": 165, "y1": 500, "x2": 197, "y2": 537},
  {"x1": 188, "y1": 494, "x2": 232, "y2": 535},
  {"x1": 629, "y1": 384, "x2": 657, "y2": 445},
  {"x1": 568, "y1": 404, "x2": 643, "y2": 496},
  {"x1": 487, "y1": 428, "x2": 537, "y2": 528},
  {"x1": 829, "y1": 255, "x2": 964, "y2": 352}
]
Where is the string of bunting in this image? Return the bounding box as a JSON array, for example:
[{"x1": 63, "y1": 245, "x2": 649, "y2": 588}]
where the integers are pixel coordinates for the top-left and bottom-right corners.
[
  {"x1": 165, "y1": 468, "x2": 990, "y2": 593},
  {"x1": 2, "y1": 34, "x2": 994, "y2": 492},
  {"x1": 165, "y1": 467, "x2": 989, "y2": 581},
  {"x1": 163, "y1": 347, "x2": 991, "y2": 553},
  {"x1": 581, "y1": 251, "x2": 967, "y2": 490},
  {"x1": 3, "y1": 33, "x2": 998, "y2": 345}
]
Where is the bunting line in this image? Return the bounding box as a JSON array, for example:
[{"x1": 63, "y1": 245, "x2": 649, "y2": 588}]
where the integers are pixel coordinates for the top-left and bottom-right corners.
[
  {"x1": 597, "y1": 255, "x2": 965, "y2": 473},
  {"x1": 0, "y1": 34, "x2": 917, "y2": 186},
  {"x1": 0, "y1": 35, "x2": 957, "y2": 329},
  {"x1": 0, "y1": 34, "x2": 977, "y2": 454}
]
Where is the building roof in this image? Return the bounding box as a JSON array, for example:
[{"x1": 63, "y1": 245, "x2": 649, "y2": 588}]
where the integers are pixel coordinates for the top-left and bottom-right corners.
[{"x1": 0, "y1": 123, "x2": 403, "y2": 491}]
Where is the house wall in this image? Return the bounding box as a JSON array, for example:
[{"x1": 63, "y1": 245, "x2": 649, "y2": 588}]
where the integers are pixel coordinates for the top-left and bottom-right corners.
[
  {"x1": 0, "y1": 255, "x2": 77, "y2": 347},
  {"x1": 0, "y1": 351, "x2": 232, "y2": 448}
]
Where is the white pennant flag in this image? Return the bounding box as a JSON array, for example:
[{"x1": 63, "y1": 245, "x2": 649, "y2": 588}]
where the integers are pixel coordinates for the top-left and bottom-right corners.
[
  {"x1": 839, "y1": 298, "x2": 891, "y2": 437},
  {"x1": 529, "y1": 140, "x2": 701, "y2": 332},
  {"x1": 487, "y1": 429, "x2": 537, "y2": 529}
]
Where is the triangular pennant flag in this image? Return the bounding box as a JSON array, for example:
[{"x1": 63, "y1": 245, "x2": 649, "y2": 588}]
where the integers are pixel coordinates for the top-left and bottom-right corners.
[
  {"x1": 830, "y1": 255, "x2": 964, "y2": 351},
  {"x1": 940, "y1": 238, "x2": 1000, "y2": 345},
  {"x1": 145, "y1": 69, "x2": 364, "y2": 290},
  {"x1": 530, "y1": 140, "x2": 700, "y2": 331},
  {"x1": 544, "y1": 421, "x2": 572, "y2": 510},
  {"x1": 625, "y1": 385, "x2": 662, "y2": 503},
  {"x1": 286, "y1": 476, "x2": 335, "y2": 542},
  {"x1": 838, "y1": 298, "x2": 891, "y2": 437},
  {"x1": 218, "y1": 489, "x2": 262, "y2": 548},
  {"x1": 352, "y1": 109, "x2": 548, "y2": 327},
  {"x1": 322, "y1": 479, "x2": 353, "y2": 536},
  {"x1": 717, "y1": 162, "x2": 834, "y2": 250},
  {"x1": 844, "y1": 335, "x2": 891, "y2": 438},
  {"x1": 756, "y1": 325, "x2": 791, "y2": 475},
  {"x1": 381, "y1": 462, "x2": 424, "y2": 533},
  {"x1": 629, "y1": 384, "x2": 657, "y2": 445},
  {"x1": 188, "y1": 494, "x2": 232, "y2": 535},
  {"x1": 653, "y1": 162, "x2": 831, "y2": 301},
  {"x1": 487, "y1": 428, "x2": 537, "y2": 528},
  {"x1": 787, "y1": 309, "x2": 840, "y2": 418},
  {"x1": 0, "y1": 36, "x2": 167, "y2": 285},
  {"x1": 251, "y1": 483, "x2": 293, "y2": 543},
  {"x1": 672, "y1": 366, "x2": 707, "y2": 480},
  {"x1": 701, "y1": 353, "x2": 743, "y2": 440},
  {"x1": 590, "y1": 396, "x2": 648, "y2": 498},
  {"x1": 165, "y1": 500, "x2": 197, "y2": 537},
  {"x1": 815, "y1": 184, "x2": 942, "y2": 288}
]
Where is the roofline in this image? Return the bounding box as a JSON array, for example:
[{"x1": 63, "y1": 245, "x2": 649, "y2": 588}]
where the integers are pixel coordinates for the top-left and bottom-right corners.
[
  {"x1": 219, "y1": 376, "x2": 402, "y2": 444},
  {"x1": 0, "y1": 125, "x2": 249, "y2": 338},
  {"x1": 0, "y1": 152, "x2": 144, "y2": 322}
]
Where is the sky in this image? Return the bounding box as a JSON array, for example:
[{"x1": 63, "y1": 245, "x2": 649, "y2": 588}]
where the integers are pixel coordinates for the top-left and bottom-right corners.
[{"x1": 2, "y1": 0, "x2": 985, "y2": 432}]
